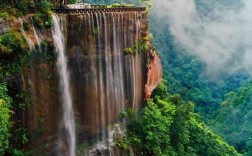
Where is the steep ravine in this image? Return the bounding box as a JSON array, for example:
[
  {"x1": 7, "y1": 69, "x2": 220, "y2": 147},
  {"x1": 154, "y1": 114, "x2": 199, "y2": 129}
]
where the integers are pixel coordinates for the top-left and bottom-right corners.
[{"x1": 7, "y1": 10, "x2": 161, "y2": 155}]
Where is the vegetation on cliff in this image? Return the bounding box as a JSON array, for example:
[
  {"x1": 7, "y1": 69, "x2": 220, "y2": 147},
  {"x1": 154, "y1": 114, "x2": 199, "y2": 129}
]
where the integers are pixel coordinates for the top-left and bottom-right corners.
[
  {"x1": 0, "y1": 29, "x2": 29, "y2": 156},
  {"x1": 123, "y1": 38, "x2": 149, "y2": 55},
  {"x1": 0, "y1": 0, "x2": 52, "y2": 30},
  {"x1": 116, "y1": 83, "x2": 239, "y2": 155},
  {"x1": 0, "y1": 30, "x2": 29, "y2": 78},
  {"x1": 0, "y1": 0, "x2": 52, "y2": 17},
  {"x1": 0, "y1": 1, "x2": 54, "y2": 155},
  {"x1": 0, "y1": 12, "x2": 30, "y2": 154},
  {"x1": 0, "y1": 83, "x2": 12, "y2": 155}
]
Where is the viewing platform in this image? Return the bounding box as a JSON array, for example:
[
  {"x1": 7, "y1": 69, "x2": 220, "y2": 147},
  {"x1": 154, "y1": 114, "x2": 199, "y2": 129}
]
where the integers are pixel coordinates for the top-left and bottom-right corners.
[{"x1": 52, "y1": 5, "x2": 146, "y2": 13}]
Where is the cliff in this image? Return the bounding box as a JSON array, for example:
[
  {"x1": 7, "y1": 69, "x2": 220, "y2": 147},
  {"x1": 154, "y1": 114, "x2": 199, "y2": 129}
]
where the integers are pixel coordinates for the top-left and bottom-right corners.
[{"x1": 6, "y1": 8, "x2": 162, "y2": 155}]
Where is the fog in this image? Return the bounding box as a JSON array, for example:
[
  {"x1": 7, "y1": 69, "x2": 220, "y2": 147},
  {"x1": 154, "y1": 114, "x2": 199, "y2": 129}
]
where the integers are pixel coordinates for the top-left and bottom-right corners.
[{"x1": 151, "y1": 0, "x2": 252, "y2": 76}]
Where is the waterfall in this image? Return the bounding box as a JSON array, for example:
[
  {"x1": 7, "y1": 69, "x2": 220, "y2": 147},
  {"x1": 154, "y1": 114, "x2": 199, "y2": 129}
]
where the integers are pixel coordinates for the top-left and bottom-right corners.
[
  {"x1": 19, "y1": 18, "x2": 35, "y2": 51},
  {"x1": 17, "y1": 8, "x2": 149, "y2": 156},
  {"x1": 66, "y1": 11, "x2": 142, "y2": 154},
  {"x1": 94, "y1": 12, "x2": 106, "y2": 144},
  {"x1": 31, "y1": 18, "x2": 42, "y2": 52},
  {"x1": 51, "y1": 14, "x2": 76, "y2": 156}
]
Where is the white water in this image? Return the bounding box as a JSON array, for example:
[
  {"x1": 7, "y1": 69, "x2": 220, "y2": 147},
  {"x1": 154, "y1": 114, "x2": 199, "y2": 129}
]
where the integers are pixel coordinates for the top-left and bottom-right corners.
[
  {"x1": 95, "y1": 12, "x2": 106, "y2": 143},
  {"x1": 19, "y1": 18, "x2": 35, "y2": 51},
  {"x1": 31, "y1": 18, "x2": 42, "y2": 51},
  {"x1": 51, "y1": 14, "x2": 76, "y2": 156}
]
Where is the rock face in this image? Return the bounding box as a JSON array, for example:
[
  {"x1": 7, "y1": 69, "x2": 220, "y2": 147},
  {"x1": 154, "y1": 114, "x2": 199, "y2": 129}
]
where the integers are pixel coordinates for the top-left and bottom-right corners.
[
  {"x1": 15, "y1": 10, "x2": 162, "y2": 155},
  {"x1": 66, "y1": 11, "x2": 147, "y2": 139},
  {"x1": 145, "y1": 52, "x2": 162, "y2": 99},
  {"x1": 0, "y1": 18, "x2": 8, "y2": 35}
]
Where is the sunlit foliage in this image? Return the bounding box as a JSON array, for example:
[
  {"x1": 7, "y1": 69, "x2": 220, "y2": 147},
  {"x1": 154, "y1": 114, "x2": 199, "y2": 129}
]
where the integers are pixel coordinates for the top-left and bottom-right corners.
[{"x1": 116, "y1": 83, "x2": 240, "y2": 155}]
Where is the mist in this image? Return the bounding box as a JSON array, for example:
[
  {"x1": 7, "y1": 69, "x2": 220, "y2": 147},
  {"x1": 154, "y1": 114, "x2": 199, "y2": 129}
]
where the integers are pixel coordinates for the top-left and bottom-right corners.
[{"x1": 150, "y1": 0, "x2": 252, "y2": 76}]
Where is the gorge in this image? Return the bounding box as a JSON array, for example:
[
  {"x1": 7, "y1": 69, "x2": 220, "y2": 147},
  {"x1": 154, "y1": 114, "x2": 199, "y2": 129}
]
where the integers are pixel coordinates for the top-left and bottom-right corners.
[{"x1": 1, "y1": 0, "x2": 245, "y2": 156}]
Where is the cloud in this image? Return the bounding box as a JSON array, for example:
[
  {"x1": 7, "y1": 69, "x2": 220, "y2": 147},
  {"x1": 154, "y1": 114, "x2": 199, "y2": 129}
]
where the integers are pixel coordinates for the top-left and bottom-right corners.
[{"x1": 150, "y1": 0, "x2": 252, "y2": 76}]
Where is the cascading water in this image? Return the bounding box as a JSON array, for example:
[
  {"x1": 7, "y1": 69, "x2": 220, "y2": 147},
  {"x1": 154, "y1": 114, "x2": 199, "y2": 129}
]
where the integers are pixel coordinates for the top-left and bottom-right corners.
[
  {"x1": 66, "y1": 11, "x2": 143, "y2": 155},
  {"x1": 31, "y1": 17, "x2": 42, "y2": 51},
  {"x1": 51, "y1": 14, "x2": 76, "y2": 156},
  {"x1": 19, "y1": 18, "x2": 35, "y2": 51}
]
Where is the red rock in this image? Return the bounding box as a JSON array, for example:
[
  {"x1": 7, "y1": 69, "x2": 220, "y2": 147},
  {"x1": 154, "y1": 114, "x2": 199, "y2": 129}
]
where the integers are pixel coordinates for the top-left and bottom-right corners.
[{"x1": 145, "y1": 53, "x2": 162, "y2": 99}]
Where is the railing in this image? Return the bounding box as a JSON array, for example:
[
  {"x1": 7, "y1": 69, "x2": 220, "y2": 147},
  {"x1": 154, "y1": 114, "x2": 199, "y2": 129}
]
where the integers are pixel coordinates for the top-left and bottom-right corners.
[
  {"x1": 91, "y1": 5, "x2": 134, "y2": 8},
  {"x1": 52, "y1": 6, "x2": 146, "y2": 14}
]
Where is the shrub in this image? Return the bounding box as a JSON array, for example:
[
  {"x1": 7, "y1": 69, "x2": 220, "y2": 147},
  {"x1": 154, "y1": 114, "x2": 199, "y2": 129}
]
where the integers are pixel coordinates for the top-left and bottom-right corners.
[
  {"x1": 123, "y1": 38, "x2": 148, "y2": 55},
  {"x1": 0, "y1": 30, "x2": 26, "y2": 55}
]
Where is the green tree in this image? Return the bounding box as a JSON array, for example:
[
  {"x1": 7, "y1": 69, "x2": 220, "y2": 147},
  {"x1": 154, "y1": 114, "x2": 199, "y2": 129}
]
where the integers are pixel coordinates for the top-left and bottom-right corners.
[
  {"x1": 211, "y1": 81, "x2": 252, "y2": 154},
  {"x1": 117, "y1": 83, "x2": 240, "y2": 156},
  {"x1": 122, "y1": 98, "x2": 176, "y2": 155},
  {"x1": 0, "y1": 83, "x2": 12, "y2": 155}
]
